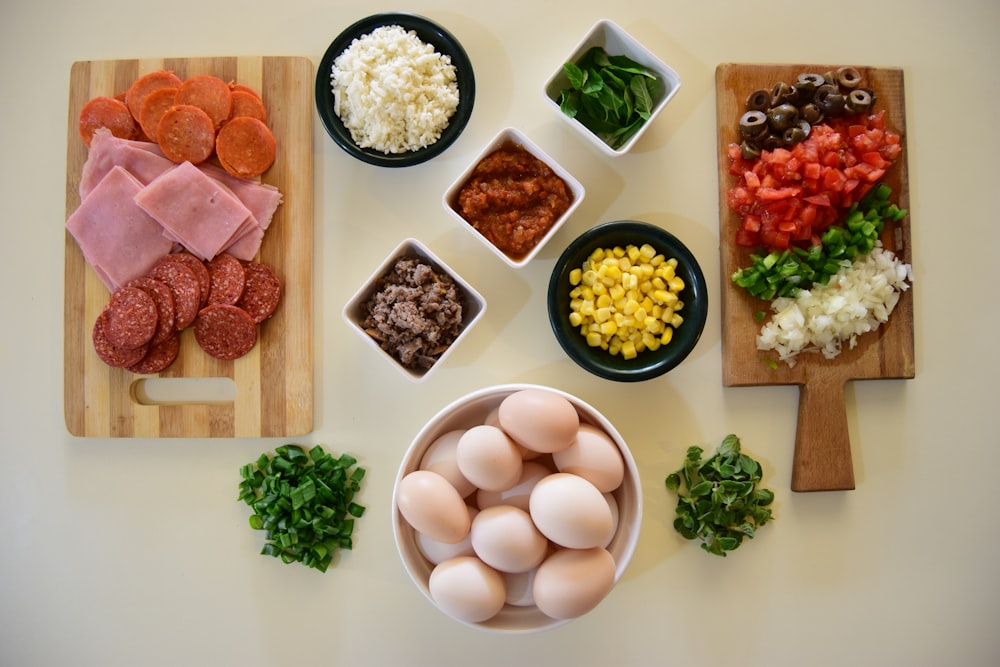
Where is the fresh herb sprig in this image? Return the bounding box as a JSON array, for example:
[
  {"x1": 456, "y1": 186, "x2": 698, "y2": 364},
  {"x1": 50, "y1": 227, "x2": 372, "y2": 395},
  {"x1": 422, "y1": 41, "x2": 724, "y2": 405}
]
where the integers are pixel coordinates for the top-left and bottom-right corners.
[
  {"x1": 731, "y1": 183, "x2": 907, "y2": 301},
  {"x1": 558, "y1": 46, "x2": 662, "y2": 149},
  {"x1": 665, "y1": 434, "x2": 774, "y2": 557},
  {"x1": 239, "y1": 444, "x2": 366, "y2": 573}
]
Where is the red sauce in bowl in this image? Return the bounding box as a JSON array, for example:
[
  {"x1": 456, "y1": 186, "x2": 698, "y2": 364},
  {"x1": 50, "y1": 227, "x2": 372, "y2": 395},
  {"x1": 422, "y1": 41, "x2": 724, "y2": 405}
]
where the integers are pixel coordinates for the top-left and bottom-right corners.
[{"x1": 453, "y1": 141, "x2": 573, "y2": 260}]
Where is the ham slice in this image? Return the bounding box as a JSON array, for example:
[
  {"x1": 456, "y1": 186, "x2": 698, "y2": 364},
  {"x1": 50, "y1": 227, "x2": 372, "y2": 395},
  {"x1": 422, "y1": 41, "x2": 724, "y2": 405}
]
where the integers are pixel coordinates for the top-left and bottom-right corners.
[
  {"x1": 79, "y1": 128, "x2": 174, "y2": 199},
  {"x1": 66, "y1": 166, "x2": 174, "y2": 292},
  {"x1": 134, "y1": 161, "x2": 253, "y2": 261}
]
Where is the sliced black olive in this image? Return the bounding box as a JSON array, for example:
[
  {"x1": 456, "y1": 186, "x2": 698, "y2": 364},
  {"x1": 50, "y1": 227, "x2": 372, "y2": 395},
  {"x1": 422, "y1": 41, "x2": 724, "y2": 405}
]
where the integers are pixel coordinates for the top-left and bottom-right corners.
[
  {"x1": 782, "y1": 125, "x2": 807, "y2": 146},
  {"x1": 814, "y1": 84, "x2": 837, "y2": 104},
  {"x1": 796, "y1": 73, "x2": 825, "y2": 93},
  {"x1": 836, "y1": 67, "x2": 862, "y2": 90},
  {"x1": 767, "y1": 103, "x2": 799, "y2": 131},
  {"x1": 761, "y1": 134, "x2": 783, "y2": 151},
  {"x1": 740, "y1": 140, "x2": 762, "y2": 160},
  {"x1": 800, "y1": 103, "x2": 824, "y2": 124},
  {"x1": 819, "y1": 91, "x2": 846, "y2": 116},
  {"x1": 822, "y1": 71, "x2": 837, "y2": 86},
  {"x1": 770, "y1": 81, "x2": 792, "y2": 106},
  {"x1": 739, "y1": 110, "x2": 769, "y2": 138},
  {"x1": 745, "y1": 89, "x2": 771, "y2": 111},
  {"x1": 846, "y1": 88, "x2": 874, "y2": 114}
]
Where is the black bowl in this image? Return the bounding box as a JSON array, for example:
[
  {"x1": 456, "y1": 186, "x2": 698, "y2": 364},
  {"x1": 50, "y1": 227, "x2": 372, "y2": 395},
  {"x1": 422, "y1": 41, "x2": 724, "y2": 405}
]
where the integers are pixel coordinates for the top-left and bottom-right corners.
[
  {"x1": 548, "y1": 221, "x2": 708, "y2": 382},
  {"x1": 315, "y1": 12, "x2": 476, "y2": 167}
]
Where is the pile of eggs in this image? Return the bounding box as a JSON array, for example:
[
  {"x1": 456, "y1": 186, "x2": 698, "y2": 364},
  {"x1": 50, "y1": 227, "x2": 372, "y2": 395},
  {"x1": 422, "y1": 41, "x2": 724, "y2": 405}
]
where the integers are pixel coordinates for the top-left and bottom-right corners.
[{"x1": 395, "y1": 388, "x2": 629, "y2": 625}]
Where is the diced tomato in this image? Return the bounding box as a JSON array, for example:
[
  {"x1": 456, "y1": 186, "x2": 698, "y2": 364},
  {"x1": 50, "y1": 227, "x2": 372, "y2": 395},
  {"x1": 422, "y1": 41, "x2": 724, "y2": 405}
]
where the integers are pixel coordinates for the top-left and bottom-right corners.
[
  {"x1": 744, "y1": 170, "x2": 761, "y2": 189},
  {"x1": 734, "y1": 228, "x2": 759, "y2": 247},
  {"x1": 823, "y1": 168, "x2": 848, "y2": 192}
]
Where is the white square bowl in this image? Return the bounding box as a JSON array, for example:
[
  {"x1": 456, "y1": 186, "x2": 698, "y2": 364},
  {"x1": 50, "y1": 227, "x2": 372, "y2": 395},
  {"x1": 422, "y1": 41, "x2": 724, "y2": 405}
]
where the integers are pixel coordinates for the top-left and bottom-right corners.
[
  {"x1": 543, "y1": 19, "x2": 681, "y2": 156},
  {"x1": 442, "y1": 127, "x2": 585, "y2": 268},
  {"x1": 342, "y1": 238, "x2": 487, "y2": 382}
]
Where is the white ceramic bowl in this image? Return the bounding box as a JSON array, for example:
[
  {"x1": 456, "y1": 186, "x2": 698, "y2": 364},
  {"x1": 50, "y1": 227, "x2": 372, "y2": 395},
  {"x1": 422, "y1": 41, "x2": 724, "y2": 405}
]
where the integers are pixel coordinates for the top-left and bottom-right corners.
[
  {"x1": 543, "y1": 19, "x2": 681, "y2": 155},
  {"x1": 342, "y1": 238, "x2": 486, "y2": 382},
  {"x1": 442, "y1": 127, "x2": 585, "y2": 268},
  {"x1": 391, "y1": 383, "x2": 642, "y2": 633}
]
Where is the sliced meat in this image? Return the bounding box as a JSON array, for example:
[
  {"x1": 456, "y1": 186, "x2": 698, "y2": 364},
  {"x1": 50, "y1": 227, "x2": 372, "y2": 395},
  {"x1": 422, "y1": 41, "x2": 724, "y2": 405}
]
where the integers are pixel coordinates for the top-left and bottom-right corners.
[
  {"x1": 125, "y1": 70, "x2": 183, "y2": 122},
  {"x1": 175, "y1": 75, "x2": 233, "y2": 129},
  {"x1": 127, "y1": 333, "x2": 181, "y2": 375},
  {"x1": 156, "y1": 104, "x2": 216, "y2": 164},
  {"x1": 125, "y1": 276, "x2": 176, "y2": 345},
  {"x1": 79, "y1": 96, "x2": 137, "y2": 147},
  {"x1": 206, "y1": 253, "x2": 246, "y2": 305},
  {"x1": 236, "y1": 261, "x2": 281, "y2": 323},
  {"x1": 148, "y1": 260, "x2": 201, "y2": 330},
  {"x1": 102, "y1": 286, "x2": 159, "y2": 350},
  {"x1": 93, "y1": 311, "x2": 149, "y2": 368},
  {"x1": 228, "y1": 90, "x2": 267, "y2": 123},
  {"x1": 193, "y1": 304, "x2": 258, "y2": 360},
  {"x1": 138, "y1": 87, "x2": 178, "y2": 142},
  {"x1": 156, "y1": 252, "x2": 211, "y2": 307},
  {"x1": 215, "y1": 116, "x2": 276, "y2": 178}
]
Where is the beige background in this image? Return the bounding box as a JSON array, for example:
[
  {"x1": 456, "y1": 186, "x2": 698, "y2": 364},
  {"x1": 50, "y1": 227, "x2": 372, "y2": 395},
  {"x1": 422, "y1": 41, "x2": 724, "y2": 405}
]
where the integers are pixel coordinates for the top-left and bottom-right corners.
[{"x1": 1, "y1": 0, "x2": 997, "y2": 665}]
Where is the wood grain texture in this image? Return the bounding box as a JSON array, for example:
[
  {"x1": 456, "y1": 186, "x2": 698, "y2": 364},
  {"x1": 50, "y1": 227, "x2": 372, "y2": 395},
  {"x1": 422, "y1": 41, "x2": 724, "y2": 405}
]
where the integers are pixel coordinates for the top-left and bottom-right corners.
[
  {"x1": 715, "y1": 63, "x2": 914, "y2": 491},
  {"x1": 64, "y1": 56, "x2": 314, "y2": 438}
]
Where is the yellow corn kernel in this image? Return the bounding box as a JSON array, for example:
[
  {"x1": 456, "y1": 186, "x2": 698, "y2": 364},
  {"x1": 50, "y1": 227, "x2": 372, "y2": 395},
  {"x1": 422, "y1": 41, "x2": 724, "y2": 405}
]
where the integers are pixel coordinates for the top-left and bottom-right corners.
[
  {"x1": 626, "y1": 245, "x2": 640, "y2": 262},
  {"x1": 634, "y1": 307, "x2": 648, "y2": 322},
  {"x1": 650, "y1": 253, "x2": 665, "y2": 267},
  {"x1": 596, "y1": 293, "x2": 612, "y2": 309},
  {"x1": 608, "y1": 284, "x2": 625, "y2": 301},
  {"x1": 592, "y1": 281, "x2": 607, "y2": 296},
  {"x1": 580, "y1": 301, "x2": 595, "y2": 316},
  {"x1": 668, "y1": 275, "x2": 685, "y2": 292},
  {"x1": 621, "y1": 340, "x2": 637, "y2": 360},
  {"x1": 586, "y1": 332, "x2": 603, "y2": 347},
  {"x1": 589, "y1": 248, "x2": 605, "y2": 262},
  {"x1": 569, "y1": 268, "x2": 582, "y2": 286},
  {"x1": 661, "y1": 328, "x2": 673, "y2": 345},
  {"x1": 670, "y1": 313, "x2": 684, "y2": 328},
  {"x1": 612, "y1": 246, "x2": 626, "y2": 258},
  {"x1": 568, "y1": 311, "x2": 583, "y2": 327},
  {"x1": 595, "y1": 307, "x2": 612, "y2": 323},
  {"x1": 623, "y1": 299, "x2": 639, "y2": 315},
  {"x1": 639, "y1": 243, "x2": 656, "y2": 260},
  {"x1": 600, "y1": 320, "x2": 617, "y2": 336}
]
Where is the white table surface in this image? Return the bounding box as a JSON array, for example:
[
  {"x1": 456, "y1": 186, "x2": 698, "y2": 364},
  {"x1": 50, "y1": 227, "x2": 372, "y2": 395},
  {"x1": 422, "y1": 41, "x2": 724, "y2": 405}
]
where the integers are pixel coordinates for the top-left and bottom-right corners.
[{"x1": 2, "y1": 0, "x2": 998, "y2": 665}]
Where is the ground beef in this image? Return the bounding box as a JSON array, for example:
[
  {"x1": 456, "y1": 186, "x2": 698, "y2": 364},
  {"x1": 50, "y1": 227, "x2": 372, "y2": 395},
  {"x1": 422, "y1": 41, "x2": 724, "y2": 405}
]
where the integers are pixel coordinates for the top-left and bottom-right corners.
[{"x1": 361, "y1": 257, "x2": 465, "y2": 370}]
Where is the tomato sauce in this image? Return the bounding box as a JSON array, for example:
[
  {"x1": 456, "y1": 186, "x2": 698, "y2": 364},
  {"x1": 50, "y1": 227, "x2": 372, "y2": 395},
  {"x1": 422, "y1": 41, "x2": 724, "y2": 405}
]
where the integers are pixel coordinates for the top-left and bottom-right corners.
[{"x1": 453, "y1": 141, "x2": 573, "y2": 260}]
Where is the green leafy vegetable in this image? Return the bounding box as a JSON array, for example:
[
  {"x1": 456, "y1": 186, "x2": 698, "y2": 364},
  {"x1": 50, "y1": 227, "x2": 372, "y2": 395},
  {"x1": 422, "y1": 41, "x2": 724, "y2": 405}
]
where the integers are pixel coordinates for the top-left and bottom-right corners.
[
  {"x1": 558, "y1": 46, "x2": 662, "y2": 149},
  {"x1": 731, "y1": 183, "x2": 907, "y2": 301},
  {"x1": 665, "y1": 434, "x2": 775, "y2": 557},
  {"x1": 239, "y1": 444, "x2": 366, "y2": 573}
]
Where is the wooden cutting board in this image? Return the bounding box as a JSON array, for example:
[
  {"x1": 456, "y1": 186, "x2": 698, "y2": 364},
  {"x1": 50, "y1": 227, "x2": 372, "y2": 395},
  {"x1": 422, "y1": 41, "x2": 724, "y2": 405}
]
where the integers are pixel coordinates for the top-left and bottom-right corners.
[
  {"x1": 64, "y1": 56, "x2": 314, "y2": 438},
  {"x1": 715, "y1": 63, "x2": 914, "y2": 491}
]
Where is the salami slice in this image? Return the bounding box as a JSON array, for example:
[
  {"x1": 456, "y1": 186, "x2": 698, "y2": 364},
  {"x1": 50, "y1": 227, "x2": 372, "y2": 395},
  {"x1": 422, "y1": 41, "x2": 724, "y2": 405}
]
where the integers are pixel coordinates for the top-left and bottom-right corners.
[
  {"x1": 138, "y1": 86, "x2": 178, "y2": 142},
  {"x1": 125, "y1": 69, "x2": 183, "y2": 122},
  {"x1": 102, "y1": 286, "x2": 158, "y2": 350},
  {"x1": 93, "y1": 312, "x2": 149, "y2": 368},
  {"x1": 148, "y1": 260, "x2": 201, "y2": 330},
  {"x1": 126, "y1": 276, "x2": 176, "y2": 346},
  {"x1": 79, "y1": 96, "x2": 137, "y2": 147},
  {"x1": 215, "y1": 116, "x2": 276, "y2": 178},
  {"x1": 156, "y1": 253, "x2": 210, "y2": 307},
  {"x1": 175, "y1": 75, "x2": 233, "y2": 129},
  {"x1": 193, "y1": 304, "x2": 258, "y2": 360},
  {"x1": 127, "y1": 332, "x2": 181, "y2": 375},
  {"x1": 206, "y1": 253, "x2": 246, "y2": 306},
  {"x1": 157, "y1": 104, "x2": 216, "y2": 164},
  {"x1": 236, "y1": 260, "x2": 282, "y2": 323}
]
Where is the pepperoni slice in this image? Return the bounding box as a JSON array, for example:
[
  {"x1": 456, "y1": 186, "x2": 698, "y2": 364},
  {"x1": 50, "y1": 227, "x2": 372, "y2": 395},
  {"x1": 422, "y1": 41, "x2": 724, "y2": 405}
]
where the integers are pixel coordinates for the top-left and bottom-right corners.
[
  {"x1": 127, "y1": 333, "x2": 181, "y2": 375},
  {"x1": 215, "y1": 116, "x2": 276, "y2": 178},
  {"x1": 156, "y1": 253, "x2": 211, "y2": 307},
  {"x1": 228, "y1": 83, "x2": 262, "y2": 100},
  {"x1": 126, "y1": 276, "x2": 176, "y2": 346},
  {"x1": 228, "y1": 90, "x2": 267, "y2": 124},
  {"x1": 193, "y1": 304, "x2": 258, "y2": 360},
  {"x1": 148, "y1": 261, "x2": 201, "y2": 330},
  {"x1": 79, "y1": 96, "x2": 137, "y2": 147},
  {"x1": 125, "y1": 70, "x2": 183, "y2": 122},
  {"x1": 176, "y1": 75, "x2": 233, "y2": 130},
  {"x1": 138, "y1": 87, "x2": 178, "y2": 142},
  {"x1": 206, "y1": 253, "x2": 246, "y2": 305},
  {"x1": 157, "y1": 104, "x2": 216, "y2": 164},
  {"x1": 236, "y1": 261, "x2": 282, "y2": 323},
  {"x1": 93, "y1": 312, "x2": 149, "y2": 368},
  {"x1": 102, "y1": 286, "x2": 158, "y2": 350}
]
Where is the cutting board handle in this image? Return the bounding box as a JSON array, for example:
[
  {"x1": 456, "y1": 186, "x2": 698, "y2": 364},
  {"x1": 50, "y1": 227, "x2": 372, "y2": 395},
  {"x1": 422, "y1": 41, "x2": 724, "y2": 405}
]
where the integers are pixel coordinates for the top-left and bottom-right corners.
[{"x1": 791, "y1": 372, "x2": 856, "y2": 492}]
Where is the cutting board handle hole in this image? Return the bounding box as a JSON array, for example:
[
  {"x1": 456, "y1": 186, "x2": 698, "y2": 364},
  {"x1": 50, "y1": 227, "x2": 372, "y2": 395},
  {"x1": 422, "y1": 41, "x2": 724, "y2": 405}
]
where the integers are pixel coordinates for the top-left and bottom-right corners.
[{"x1": 131, "y1": 377, "x2": 237, "y2": 405}]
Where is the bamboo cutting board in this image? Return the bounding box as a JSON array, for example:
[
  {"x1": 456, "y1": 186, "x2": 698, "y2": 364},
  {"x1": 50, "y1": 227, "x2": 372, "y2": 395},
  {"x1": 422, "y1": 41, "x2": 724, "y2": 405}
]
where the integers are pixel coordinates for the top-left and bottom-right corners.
[
  {"x1": 715, "y1": 63, "x2": 914, "y2": 491},
  {"x1": 64, "y1": 56, "x2": 314, "y2": 438}
]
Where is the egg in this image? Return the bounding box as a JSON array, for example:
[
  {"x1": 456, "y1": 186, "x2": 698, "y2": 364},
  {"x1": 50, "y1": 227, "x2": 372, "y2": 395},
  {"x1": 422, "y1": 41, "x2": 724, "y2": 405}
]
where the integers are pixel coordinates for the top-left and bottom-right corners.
[
  {"x1": 532, "y1": 547, "x2": 616, "y2": 620},
  {"x1": 456, "y1": 424, "x2": 523, "y2": 492},
  {"x1": 601, "y1": 492, "x2": 620, "y2": 549},
  {"x1": 529, "y1": 473, "x2": 613, "y2": 549},
  {"x1": 476, "y1": 460, "x2": 551, "y2": 511},
  {"x1": 552, "y1": 424, "x2": 625, "y2": 493},
  {"x1": 470, "y1": 505, "x2": 548, "y2": 573},
  {"x1": 428, "y1": 556, "x2": 506, "y2": 624},
  {"x1": 416, "y1": 506, "x2": 479, "y2": 564},
  {"x1": 419, "y1": 429, "x2": 476, "y2": 498},
  {"x1": 498, "y1": 389, "x2": 579, "y2": 454},
  {"x1": 502, "y1": 569, "x2": 536, "y2": 607},
  {"x1": 396, "y1": 470, "x2": 471, "y2": 544}
]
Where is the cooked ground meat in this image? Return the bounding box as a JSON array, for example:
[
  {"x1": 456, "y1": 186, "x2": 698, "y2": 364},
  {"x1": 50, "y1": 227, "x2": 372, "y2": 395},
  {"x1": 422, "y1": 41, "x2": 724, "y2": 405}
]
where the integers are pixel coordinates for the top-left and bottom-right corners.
[{"x1": 361, "y1": 257, "x2": 465, "y2": 370}]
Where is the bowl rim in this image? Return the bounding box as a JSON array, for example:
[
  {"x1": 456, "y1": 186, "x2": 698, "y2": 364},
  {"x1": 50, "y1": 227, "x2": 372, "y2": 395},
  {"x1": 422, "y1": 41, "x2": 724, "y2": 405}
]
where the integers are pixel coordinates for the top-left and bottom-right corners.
[
  {"x1": 391, "y1": 383, "x2": 643, "y2": 634},
  {"x1": 315, "y1": 12, "x2": 476, "y2": 167},
  {"x1": 442, "y1": 126, "x2": 586, "y2": 268},
  {"x1": 542, "y1": 18, "x2": 681, "y2": 156},
  {"x1": 547, "y1": 220, "x2": 708, "y2": 381},
  {"x1": 341, "y1": 238, "x2": 487, "y2": 382}
]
